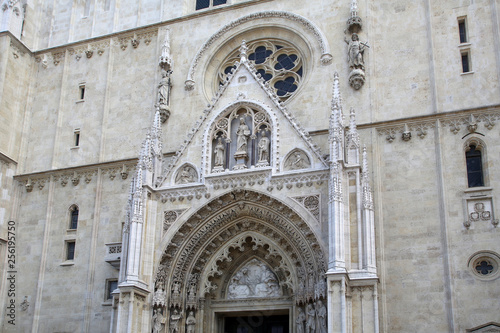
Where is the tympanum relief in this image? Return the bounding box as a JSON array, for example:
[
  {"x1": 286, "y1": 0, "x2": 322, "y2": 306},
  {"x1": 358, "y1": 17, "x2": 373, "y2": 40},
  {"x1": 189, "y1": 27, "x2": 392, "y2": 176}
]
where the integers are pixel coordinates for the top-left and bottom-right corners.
[
  {"x1": 227, "y1": 259, "x2": 282, "y2": 299},
  {"x1": 175, "y1": 165, "x2": 197, "y2": 184},
  {"x1": 284, "y1": 149, "x2": 311, "y2": 171}
]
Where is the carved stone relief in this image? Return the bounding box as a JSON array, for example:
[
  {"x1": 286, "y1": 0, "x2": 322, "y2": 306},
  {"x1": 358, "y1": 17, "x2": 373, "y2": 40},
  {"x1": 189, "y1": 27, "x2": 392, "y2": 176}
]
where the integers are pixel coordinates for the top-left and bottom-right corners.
[
  {"x1": 175, "y1": 165, "x2": 198, "y2": 184},
  {"x1": 227, "y1": 259, "x2": 282, "y2": 299},
  {"x1": 292, "y1": 195, "x2": 320, "y2": 223},
  {"x1": 164, "y1": 209, "x2": 187, "y2": 233},
  {"x1": 284, "y1": 149, "x2": 311, "y2": 171},
  {"x1": 465, "y1": 199, "x2": 498, "y2": 229}
]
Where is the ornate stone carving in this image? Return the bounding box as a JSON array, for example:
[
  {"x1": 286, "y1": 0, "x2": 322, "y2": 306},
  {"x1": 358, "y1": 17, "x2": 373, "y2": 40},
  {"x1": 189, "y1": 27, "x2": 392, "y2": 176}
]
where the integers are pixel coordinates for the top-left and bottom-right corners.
[
  {"x1": 152, "y1": 308, "x2": 166, "y2": 333},
  {"x1": 164, "y1": 209, "x2": 187, "y2": 233},
  {"x1": 169, "y1": 308, "x2": 182, "y2": 333},
  {"x1": 175, "y1": 165, "x2": 198, "y2": 184},
  {"x1": 159, "y1": 29, "x2": 172, "y2": 70},
  {"x1": 284, "y1": 150, "x2": 311, "y2": 171},
  {"x1": 185, "y1": 311, "x2": 196, "y2": 333},
  {"x1": 185, "y1": 11, "x2": 332, "y2": 89},
  {"x1": 377, "y1": 121, "x2": 436, "y2": 142},
  {"x1": 292, "y1": 195, "x2": 320, "y2": 222},
  {"x1": 227, "y1": 259, "x2": 282, "y2": 299},
  {"x1": 347, "y1": 0, "x2": 362, "y2": 33},
  {"x1": 296, "y1": 307, "x2": 306, "y2": 333},
  {"x1": 465, "y1": 199, "x2": 497, "y2": 229}
]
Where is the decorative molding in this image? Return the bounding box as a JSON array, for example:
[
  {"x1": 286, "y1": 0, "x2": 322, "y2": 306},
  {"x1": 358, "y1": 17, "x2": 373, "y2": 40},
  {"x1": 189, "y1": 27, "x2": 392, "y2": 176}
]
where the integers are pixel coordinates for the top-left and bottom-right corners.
[
  {"x1": 185, "y1": 10, "x2": 332, "y2": 89},
  {"x1": 377, "y1": 121, "x2": 436, "y2": 142},
  {"x1": 163, "y1": 209, "x2": 188, "y2": 233},
  {"x1": 441, "y1": 112, "x2": 499, "y2": 134}
]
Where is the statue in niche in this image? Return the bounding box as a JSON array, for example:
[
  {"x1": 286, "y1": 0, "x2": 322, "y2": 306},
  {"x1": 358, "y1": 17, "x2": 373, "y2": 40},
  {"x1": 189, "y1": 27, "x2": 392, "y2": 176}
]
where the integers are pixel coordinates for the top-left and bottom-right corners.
[
  {"x1": 169, "y1": 309, "x2": 181, "y2": 333},
  {"x1": 285, "y1": 151, "x2": 310, "y2": 170},
  {"x1": 306, "y1": 303, "x2": 316, "y2": 333},
  {"x1": 257, "y1": 130, "x2": 270, "y2": 164},
  {"x1": 214, "y1": 137, "x2": 225, "y2": 167},
  {"x1": 345, "y1": 33, "x2": 367, "y2": 70},
  {"x1": 316, "y1": 300, "x2": 327, "y2": 333},
  {"x1": 296, "y1": 307, "x2": 306, "y2": 333},
  {"x1": 227, "y1": 259, "x2": 282, "y2": 299},
  {"x1": 158, "y1": 70, "x2": 171, "y2": 107},
  {"x1": 185, "y1": 311, "x2": 196, "y2": 333},
  {"x1": 152, "y1": 309, "x2": 165, "y2": 333},
  {"x1": 176, "y1": 166, "x2": 196, "y2": 184},
  {"x1": 235, "y1": 117, "x2": 251, "y2": 154}
]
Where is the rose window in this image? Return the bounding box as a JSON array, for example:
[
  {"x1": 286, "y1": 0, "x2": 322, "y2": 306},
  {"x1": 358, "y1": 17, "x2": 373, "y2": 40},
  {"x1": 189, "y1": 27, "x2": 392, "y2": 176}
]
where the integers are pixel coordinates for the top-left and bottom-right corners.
[{"x1": 218, "y1": 40, "x2": 303, "y2": 101}]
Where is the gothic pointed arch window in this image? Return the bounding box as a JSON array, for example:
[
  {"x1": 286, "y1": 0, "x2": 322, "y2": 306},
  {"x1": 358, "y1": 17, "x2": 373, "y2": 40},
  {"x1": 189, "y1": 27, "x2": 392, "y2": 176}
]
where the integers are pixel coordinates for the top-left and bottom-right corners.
[
  {"x1": 69, "y1": 205, "x2": 79, "y2": 230},
  {"x1": 217, "y1": 39, "x2": 304, "y2": 102},
  {"x1": 211, "y1": 106, "x2": 271, "y2": 172},
  {"x1": 465, "y1": 139, "x2": 485, "y2": 188}
]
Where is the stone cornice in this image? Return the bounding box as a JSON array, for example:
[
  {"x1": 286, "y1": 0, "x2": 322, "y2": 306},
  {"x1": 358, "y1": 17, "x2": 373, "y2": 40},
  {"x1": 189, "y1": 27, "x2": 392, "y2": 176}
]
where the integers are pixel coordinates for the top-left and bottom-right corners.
[
  {"x1": 0, "y1": 31, "x2": 32, "y2": 55},
  {"x1": 0, "y1": 151, "x2": 17, "y2": 165}
]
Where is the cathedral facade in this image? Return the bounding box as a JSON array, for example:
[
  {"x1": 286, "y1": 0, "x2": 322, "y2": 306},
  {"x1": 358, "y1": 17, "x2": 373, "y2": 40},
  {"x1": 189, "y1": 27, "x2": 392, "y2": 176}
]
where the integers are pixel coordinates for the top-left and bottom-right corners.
[{"x1": 0, "y1": 0, "x2": 499, "y2": 332}]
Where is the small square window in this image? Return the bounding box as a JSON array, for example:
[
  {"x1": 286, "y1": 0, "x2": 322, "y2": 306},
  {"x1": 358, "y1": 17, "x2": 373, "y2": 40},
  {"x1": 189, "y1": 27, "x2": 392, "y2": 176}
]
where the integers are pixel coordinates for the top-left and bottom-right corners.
[
  {"x1": 106, "y1": 279, "x2": 118, "y2": 300},
  {"x1": 458, "y1": 17, "x2": 468, "y2": 44},
  {"x1": 66, "y1": 241, "x2": 76, "y2": 260},
  {"x1": 461, "y1": 51, "x2": 471, "y2": 73}
]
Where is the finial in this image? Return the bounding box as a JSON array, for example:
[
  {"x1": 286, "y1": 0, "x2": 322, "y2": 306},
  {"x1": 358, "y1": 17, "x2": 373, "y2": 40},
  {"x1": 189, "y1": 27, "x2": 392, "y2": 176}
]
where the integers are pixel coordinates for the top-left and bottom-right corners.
[
  {"x1": 239, "y1": 40, "x2": 248, "y2": 62},
  {"x1": 349, "y1": 107, "x2": 357, "y2": 131}
]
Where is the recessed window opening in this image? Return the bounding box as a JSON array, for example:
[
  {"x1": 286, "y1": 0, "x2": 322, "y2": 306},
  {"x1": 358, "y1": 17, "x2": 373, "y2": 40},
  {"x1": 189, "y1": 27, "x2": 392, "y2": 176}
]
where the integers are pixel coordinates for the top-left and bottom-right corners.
[
  {"x1": 106, "y1": 279, "x2": 118, "y2": 300},
  {"x1": 79, "y1": 85, "x2": 85, "y2": 100},
  {"x1": 74, "y1": 129, "x2": 80, "y2": 147},
  {"x1": 66, "y1": 241, "x2": 76, "y2": 260},
  {"x1": 70, "y1": 205, "x2": 79, "y2": 229},
  {"x1": 196, "y1": 0, "x2": 226, "y2": 10},
  {"x1": 458, "y1": 17, "x2": 468, "y2": 43},
  {"x1": 461, "y1": 51, "x2": 471, "y2": 73},
  {"x1": 466, "y1": 144, "x2": 484, "y2": 187}
]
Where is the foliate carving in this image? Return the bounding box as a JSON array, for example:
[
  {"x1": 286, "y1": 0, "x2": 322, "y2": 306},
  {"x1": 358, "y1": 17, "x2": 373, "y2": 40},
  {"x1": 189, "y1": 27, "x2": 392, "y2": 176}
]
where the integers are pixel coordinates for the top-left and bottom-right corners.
[
  {"x1": 292, "y1": 195, "x2": 320, "y2": 223},
  {"x1": 185, "y1": 11, "x2": 332, "y2": 89},
  {"x1": 377, "y1": 121, "x2": 436, "y2": 142},
  {"x1": 164, "y1": 209, "x2": 187, "y2": 233},
  {"x1": 442, "y1": 112, "x2": 500, "y2": 134}
]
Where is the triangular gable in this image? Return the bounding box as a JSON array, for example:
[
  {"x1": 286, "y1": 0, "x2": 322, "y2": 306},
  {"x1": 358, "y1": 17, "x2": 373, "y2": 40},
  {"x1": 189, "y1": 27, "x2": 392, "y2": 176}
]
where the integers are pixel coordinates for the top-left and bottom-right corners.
[{"x1": 158, "y1": 47, "x2": 327, "y2": 187}]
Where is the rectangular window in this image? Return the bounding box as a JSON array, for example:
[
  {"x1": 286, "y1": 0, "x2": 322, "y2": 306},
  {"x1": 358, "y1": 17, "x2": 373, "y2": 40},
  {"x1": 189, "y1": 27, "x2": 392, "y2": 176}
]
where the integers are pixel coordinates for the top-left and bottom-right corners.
[
  {"x1": 79, "y1": 85, "x2": 85, "y2": 100},
  {"x1": 106, "y1": 279, "x2": 118, "y2": 300},
  {"x1": 461, "y1": 51, "x2": 471, "y2": 73},
  {"x1": 458, "y1": 17, "x2": 467, "y2": 43},
  {"x1": 74, "y1": 129, "x2": 80, "y2": 147},
  {"x1": 196, "y1": 0, "x2": 226, "y2": 10},
  {"x1": 66, "y1": 241, "x2": 76, "y2": 260}
]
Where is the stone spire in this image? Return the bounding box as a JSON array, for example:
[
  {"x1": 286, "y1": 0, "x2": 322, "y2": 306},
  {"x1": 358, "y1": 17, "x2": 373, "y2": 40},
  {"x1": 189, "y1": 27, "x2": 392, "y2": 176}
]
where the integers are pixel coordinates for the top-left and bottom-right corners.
[
  {"x1": 361, "y1": 146, "x2": 373, "y2": 210},
  {"x1": 346, "y1": 107, "x2": 360, "y2": 164},
  {"x1": 329, "y1": 72, "x2": 344, "y2": 164}
]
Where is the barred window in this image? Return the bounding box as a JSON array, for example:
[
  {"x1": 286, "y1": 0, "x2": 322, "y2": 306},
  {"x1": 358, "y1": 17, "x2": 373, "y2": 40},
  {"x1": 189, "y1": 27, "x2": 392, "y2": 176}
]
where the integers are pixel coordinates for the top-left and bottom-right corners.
[{"x1": 196, "y1": 0, "x2": 226, "y2": 10}]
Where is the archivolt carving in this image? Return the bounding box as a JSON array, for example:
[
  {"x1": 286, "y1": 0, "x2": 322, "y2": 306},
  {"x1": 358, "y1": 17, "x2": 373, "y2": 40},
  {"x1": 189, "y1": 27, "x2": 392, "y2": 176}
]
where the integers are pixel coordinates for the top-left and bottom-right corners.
[
  {"x1": 185, "y1": 11, "x2": 332, "y2": 90},
  {"x1": 153, "y1": 190, "x2": 326, "y2": 308}
]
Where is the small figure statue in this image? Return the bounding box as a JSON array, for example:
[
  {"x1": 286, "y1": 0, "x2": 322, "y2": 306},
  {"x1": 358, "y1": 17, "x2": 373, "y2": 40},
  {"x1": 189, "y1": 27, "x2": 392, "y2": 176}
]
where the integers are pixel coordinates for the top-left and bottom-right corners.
[
  {"x1": 296, "y1": 307, "x2": 306, "y2": 333},
  {"x1": 214, "y1": 137, "x2": 225, "y2": 167},
  {"x1": 306, "y1": 303, "x2": 316, "y2": 333},
  {"x1": 345, "y1": 33, "x2": 367, "y2": 70},
  {"x1": 169, "y1": 309, "x2": 182, "y2": 333},
  {"x1": 185, "y1": 311, "x2": 196, "y2": 333},
  {"x1": 158, "y1": 70, "x2": 171, "y2": 107},
  {"x1": 287, "y1": 152, "x2": 309, "y2": 170},
  {"x1": 316, "y1": 300, "x2": 327, "y2": 333},
  {"x1": 235, "y1": 117, "x2": 251, "y2": 154},
  {"x1": 257, "y1": 130, "x2": 270, "y2": 163},
  {"x1": 152, "y1": 309, "x2": 165, "y2": 333}
]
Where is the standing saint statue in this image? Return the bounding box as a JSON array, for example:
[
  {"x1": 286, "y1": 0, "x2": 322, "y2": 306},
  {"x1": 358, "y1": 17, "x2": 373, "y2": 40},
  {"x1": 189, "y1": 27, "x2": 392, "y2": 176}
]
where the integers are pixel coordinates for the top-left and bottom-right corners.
[
  {"x1": 158, "y1": 70, "x2": 171, "y2": 107},
  {"x1": 345, "y1": 33, "x2": 367, "y2": 70},
  {"x1": 316, "y1": 300, "x2": 327, "y2": 333},
  {"x1": 296, "y1": 307, "x2": 306, "y2": 333},
  {"x1": 235, "y1": 117, "x2": 251, "y2": 154},
  {"x1": 306, "y1": 303, "x2": 316, "y2": 333},
  {"x1": 185, "y1": 311, "x2": 196, "y2": 333},
  {"x1": 169, "y1": 309, "x2": 181, "y2": 333},
  {"x1": 257, "y1": 130, "x2": 270, "y2": 163},
  {"x1": 214, "y1": 137, "x2": 225, "y2": 167},
  {"x1": 152, "y1": 309, "x2": 165, "y2": 333}
]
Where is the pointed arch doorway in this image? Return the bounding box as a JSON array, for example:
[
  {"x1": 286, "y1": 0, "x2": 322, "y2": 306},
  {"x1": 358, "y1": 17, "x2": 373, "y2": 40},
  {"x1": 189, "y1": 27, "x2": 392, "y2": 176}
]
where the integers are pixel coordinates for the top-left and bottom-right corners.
[{"x1": 153, "y1": 190, "x2": 327, "y2": 333}]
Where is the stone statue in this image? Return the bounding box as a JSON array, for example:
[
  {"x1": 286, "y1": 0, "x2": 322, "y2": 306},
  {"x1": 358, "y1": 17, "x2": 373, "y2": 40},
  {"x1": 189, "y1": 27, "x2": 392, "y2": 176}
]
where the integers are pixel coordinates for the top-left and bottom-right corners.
[
  {"x1": 227, "y1": 259, "x2": 282, "y2": 299},
  {"x1": 306, "y1": 303, "x2": 316, "y2": 333},
  {"x1": 152, "y1": 309, "x2": 165, "y2": 333},
  {"x1": 158, "y1": 70, "x2": 171, "y2": 107},
  {"x1": 296, "y1": 307, "x2": 306, "y2": 333},
  {"x1": 214, "y1": 137, "x2": 225, "y2": 167},
  {"x1": 257, "y1": 130, "x2": 270, "y2": 163},
  {"x1": 345, "y1": 33, "x2": 366, "y2": 70},
  {"x1": 185, "y1": 311, "x2": 196, "y2": 333},
  {"x1": 169, "y1": 309, "x2": 181, "y2": 333},
  {"x1": 316, "y1": 300, "x2": 327, "y2": 333},
  {"x1": 235, "y1": 117, "x2": 250, "y2": 153}
]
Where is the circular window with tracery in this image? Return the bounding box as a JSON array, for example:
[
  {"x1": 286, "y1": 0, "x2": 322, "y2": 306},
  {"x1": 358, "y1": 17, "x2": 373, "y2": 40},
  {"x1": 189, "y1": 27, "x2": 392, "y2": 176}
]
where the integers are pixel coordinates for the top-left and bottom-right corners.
[
  {"x1": 217, "y1": 39, "x2": 303, "y2": 102},
  {"x1": 468, "y1": 251, "x2": 500, "y2": 281}
]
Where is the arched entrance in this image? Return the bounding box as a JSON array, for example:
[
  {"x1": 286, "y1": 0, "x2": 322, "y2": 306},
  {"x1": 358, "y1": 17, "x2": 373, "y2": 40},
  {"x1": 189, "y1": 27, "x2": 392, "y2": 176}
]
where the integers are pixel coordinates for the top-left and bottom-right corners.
[{"x1": 152, "y1": 190, "x2": 327, "y2": 333}]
